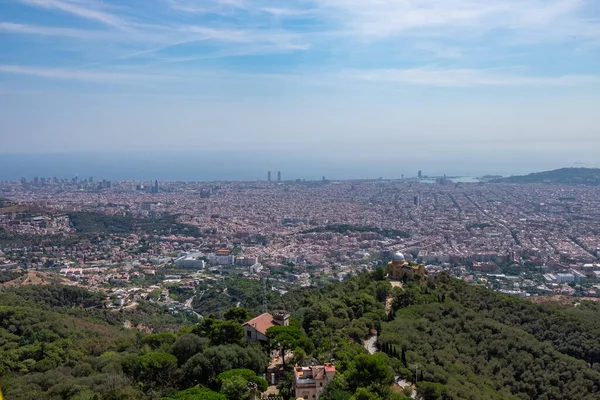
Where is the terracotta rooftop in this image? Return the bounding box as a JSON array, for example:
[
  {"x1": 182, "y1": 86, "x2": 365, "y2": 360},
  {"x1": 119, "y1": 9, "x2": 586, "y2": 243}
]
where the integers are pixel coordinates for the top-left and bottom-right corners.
[{"x1": 243, "y1": 312, "x2": 274, "y2": 335}]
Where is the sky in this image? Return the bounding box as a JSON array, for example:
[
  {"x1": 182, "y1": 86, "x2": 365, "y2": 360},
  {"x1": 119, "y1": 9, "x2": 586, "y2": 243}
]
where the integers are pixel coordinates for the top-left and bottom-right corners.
[{"x1": 1, "y1": 0, "x2": 600, "y2": 178}]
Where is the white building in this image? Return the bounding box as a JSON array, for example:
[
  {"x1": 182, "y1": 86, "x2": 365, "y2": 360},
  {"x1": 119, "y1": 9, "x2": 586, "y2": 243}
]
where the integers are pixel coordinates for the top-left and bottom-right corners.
[
  {"x1": 208, "y1": 254, "x2": 236, "y2": 266},
  {"x1": 557, "y1": 273, "x2": 575, "y2": 284},
  {"x1": 175, "y1": 252, "x2": 206, "y2": 269}
]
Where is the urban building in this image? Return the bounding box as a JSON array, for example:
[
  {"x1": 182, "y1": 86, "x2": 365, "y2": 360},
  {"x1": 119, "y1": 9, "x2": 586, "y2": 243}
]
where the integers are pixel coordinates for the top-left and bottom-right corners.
[
  {"x1": 174, "y1": 252, "x2": 206, "y2": 269},
  {"x1": 557, "y1": 273, "x2": 575, "y2": 284}
]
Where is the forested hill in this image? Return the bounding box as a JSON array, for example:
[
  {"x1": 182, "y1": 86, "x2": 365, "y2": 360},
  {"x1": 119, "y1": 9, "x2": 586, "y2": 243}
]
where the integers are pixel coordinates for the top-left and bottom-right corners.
[
  {"x1": 3, "y1": 272, "x2": 600, "y2": 399},
  {"x1": 491, "y1": 167, "x2": 600, "y2": 185}
]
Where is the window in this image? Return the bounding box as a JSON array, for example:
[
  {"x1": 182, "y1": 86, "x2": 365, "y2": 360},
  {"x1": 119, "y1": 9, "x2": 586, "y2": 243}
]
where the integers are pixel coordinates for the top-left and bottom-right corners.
[
  {"x1": 247, "y1": 330, "x2": 252, "y2": 338},
  {"x1": 320, "y1": 382, "x2": 323, "y2": 387}
]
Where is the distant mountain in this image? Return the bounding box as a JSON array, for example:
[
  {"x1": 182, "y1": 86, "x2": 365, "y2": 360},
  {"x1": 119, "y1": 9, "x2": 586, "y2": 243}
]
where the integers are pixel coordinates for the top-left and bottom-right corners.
[{"x1": 491, "y1": 167, "x2": 600, "y2": 185}]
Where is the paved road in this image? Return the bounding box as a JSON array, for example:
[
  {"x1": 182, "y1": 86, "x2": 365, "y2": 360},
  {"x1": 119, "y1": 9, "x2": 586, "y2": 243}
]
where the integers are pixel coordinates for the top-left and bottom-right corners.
[{"x1": 364, "y1": 334, "x2": 377, "y2": 355}]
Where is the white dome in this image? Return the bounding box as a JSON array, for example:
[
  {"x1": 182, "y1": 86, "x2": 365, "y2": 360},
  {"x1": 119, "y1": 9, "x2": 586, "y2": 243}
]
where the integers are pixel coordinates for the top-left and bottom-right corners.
[{"x1": 392, "y1": 252, "x2": 405, "y2": 261}]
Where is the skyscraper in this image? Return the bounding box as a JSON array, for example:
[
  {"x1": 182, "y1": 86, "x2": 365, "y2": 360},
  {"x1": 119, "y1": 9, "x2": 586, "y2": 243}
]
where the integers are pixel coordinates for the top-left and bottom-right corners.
[
  {"x1": 268, "y1": 171, "x2": 271, "y2": 182},
  {"x1": 418, "y1": 170, "x2": 422, "y2": 179},
  {"x1": 154, "y1": 180, "x2": 159, "y2": 193},
  {"x1": 277, "y1": 171, "x2": 281, "y2": 182}
]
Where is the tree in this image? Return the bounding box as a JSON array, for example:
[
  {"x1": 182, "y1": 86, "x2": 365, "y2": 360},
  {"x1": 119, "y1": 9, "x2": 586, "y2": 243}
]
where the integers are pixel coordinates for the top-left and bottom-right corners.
[
  {"x1": 344, "y1": 354, "x2": 394, "y2": 394},
  {"x1": 170, "y1": 334, "x2": 208, "y2": 366},
  {"x1": 266, "y1": 325, "x2": 303, "y2": 368},
  {"x1": 136, "y1": 352, "x2": 178, "y2": 389},
  {"x1": 416, "y1": 382, "x2": 447, "y2": 400},
  {"x1": 371, "y1": 267, "x2": 387, "y2": 282},
  {"x1": 217, "y1": 369, "x2": 268, "y2": 392},
  {"x1": 161, "y1": 387, "x2": 226, "y2": 400},
  {"x1": 143, "y1": 332, "x2": 177, "y2": 350},
  {"x1": 221, "y1": 375, "x2": 250, "y2": 400},
  {"x1": 209, "y1": 320, "x2": 245, "y2": 346},
  {"x1": 392, "y1": 290, "x2": 415, "y2": 310},
  {"x1": 351, "y1": 387, "x2": 383, "y2": 400},
  {"x1": 224, "y1": 307, "x2": 251, "y2": 323},
  {"x1": 375, "y1": 282, "x2": 391, "y2": 304},
  {"x1": 183, "y1": 344, "x2": 269, "y2": 385},
  {"x1": 182, "y1": 353, "x2": 210, "y2": 386}
]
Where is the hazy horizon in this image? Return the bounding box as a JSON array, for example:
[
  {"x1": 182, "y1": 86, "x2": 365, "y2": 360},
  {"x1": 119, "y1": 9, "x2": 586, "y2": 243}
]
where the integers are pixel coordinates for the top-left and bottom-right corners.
[{"x1": 0, "y1": 151, "x2": 597, "y2": 182}]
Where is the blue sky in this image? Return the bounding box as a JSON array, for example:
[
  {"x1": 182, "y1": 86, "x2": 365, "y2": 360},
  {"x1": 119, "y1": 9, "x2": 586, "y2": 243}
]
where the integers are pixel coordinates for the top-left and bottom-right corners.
[{"x1": 1, "y1": 0, "x2": 600, "y2": 171}]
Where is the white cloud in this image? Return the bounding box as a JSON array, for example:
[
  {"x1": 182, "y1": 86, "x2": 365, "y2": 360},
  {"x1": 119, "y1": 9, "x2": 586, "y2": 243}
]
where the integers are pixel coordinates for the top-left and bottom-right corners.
[
  {"x1": 260, "y1": 7, "x2": 316, "y2": 17},
  {"x1": 181, "y1": 25, "x2": 307, "y2": 45},
  {"x1": 0, "y1": 64, "x2": 166, "y2": 82},
  {"x1": 0, "y1": 21, "x2": 110, "y2": 38},
  {"x1": 313, "y1": 0, "x2": 594, "y2": 40},
  {"x1": 346, "y1": 67, "x2": 600, "y2": 87},
  {"x1": 16, "y1": 0, "x2": 129, "y2": 29}
]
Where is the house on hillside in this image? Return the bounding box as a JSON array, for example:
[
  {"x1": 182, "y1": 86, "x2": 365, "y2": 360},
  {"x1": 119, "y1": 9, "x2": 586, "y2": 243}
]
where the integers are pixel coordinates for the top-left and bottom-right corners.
[
  {"x1": 243, "y1": 311, "x2": 289, "y2": 342},
  {"x1": 293, "y1": 363, "x2": 336, "y2": 400}
]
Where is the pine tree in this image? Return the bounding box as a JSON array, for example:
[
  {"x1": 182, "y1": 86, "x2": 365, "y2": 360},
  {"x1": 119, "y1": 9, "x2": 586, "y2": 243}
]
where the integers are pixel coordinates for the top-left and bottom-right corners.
[{"x1": 401, "y1": 346, "x2": 407, "y2": 366}]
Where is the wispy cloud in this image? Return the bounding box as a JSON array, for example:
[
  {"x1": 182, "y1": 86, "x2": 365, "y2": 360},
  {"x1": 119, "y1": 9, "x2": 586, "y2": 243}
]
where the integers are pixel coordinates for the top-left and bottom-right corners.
[
  {"x1": 0, "y1": 21, "x2": 109, "y2": 38},
  {"x1": 314, "y1": 0, "x2": 594, "y2": 41},
  {"x1": 15, "y1": 0, "x2": 129, "y2": 29},
  {"x1": 2, "y1": 0, "x2": 599, "y2": 87},
  {"x1": 0, "y1": 64, "x2": 166, "y2": 82},
  {"x1": 260, "y1": 7, "x2": 316, "y2": 17},
  {"x1": 346, "y1": 67, "x2": 600, "y2": 87}
]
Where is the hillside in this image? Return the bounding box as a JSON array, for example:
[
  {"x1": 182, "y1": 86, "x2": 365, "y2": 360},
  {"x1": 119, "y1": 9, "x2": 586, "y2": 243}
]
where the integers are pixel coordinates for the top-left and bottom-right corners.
[
  {"x1": 2, "y1": 274, "x2": 600, "y2": 399},
  {"x1": 0, "y1": 270, "x2": 73, "y2": 288},
  {"x1": 491, "y1": 168, "x2": 600, "y2": 185},
  {"x1": 67, "y1": 212, "x2": 201, "y2": 236}
]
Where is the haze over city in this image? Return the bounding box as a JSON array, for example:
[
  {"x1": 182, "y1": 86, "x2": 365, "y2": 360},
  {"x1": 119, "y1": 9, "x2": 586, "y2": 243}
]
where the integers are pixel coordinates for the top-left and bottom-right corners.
[{"x1": 1, "y1": 0, "x2": 600, "y2": 170}]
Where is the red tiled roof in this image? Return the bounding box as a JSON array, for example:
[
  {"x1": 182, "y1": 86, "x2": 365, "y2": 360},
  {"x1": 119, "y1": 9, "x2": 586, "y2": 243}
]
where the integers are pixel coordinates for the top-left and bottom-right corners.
[{"x1": 243, "y1": 312, "x2": 274, "y2": 335}]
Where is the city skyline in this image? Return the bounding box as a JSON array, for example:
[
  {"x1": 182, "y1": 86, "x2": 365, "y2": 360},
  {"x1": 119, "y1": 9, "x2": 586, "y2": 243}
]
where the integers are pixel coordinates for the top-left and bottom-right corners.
[
  {"x1": 1, "y1": 151, "x2": 599, "y2": 182},
  {"x1": 1, "y1": 0, "x2": 599, "y2": 159}
]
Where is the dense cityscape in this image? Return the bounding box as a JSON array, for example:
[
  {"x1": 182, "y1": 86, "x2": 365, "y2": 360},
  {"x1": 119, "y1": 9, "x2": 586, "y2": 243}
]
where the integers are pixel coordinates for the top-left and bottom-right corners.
[{"x1": 2, "y1": 172, "x2": 600, "y2": 309}]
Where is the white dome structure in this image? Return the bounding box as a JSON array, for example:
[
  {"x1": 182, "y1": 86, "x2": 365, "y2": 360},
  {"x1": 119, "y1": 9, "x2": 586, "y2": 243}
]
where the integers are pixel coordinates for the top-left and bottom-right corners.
[{"x1": 392, "y1": 252, "x2": 405, "y2": 261}]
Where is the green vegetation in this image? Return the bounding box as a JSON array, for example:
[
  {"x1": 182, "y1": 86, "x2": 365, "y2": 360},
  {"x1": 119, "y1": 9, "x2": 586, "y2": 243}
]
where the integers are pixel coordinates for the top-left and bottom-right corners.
[
  {"x1": 466, "y1": 222, "x2": 493, "y2": 230},
  {"x1": 301, "y1": 224, "x2": 409, "y2": 239},
  {"x1": 492, "y1": 167, "x2": 600, "y2": 185},
  {"x1": 4, "y1": 271, "x2": 600, "y2": 399},
  {"x1": 0, "y1": 270, "x2": 25, "y2": 284},
  {"x1": 0, "y1": 229, "x2": 85, "y2": 249},
  {"x1": 68, "y1": 212, "x2": 201, "y2": 236},
  {"x1": 191, "y1": 277, "x2": 284, "y2": 317}
]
